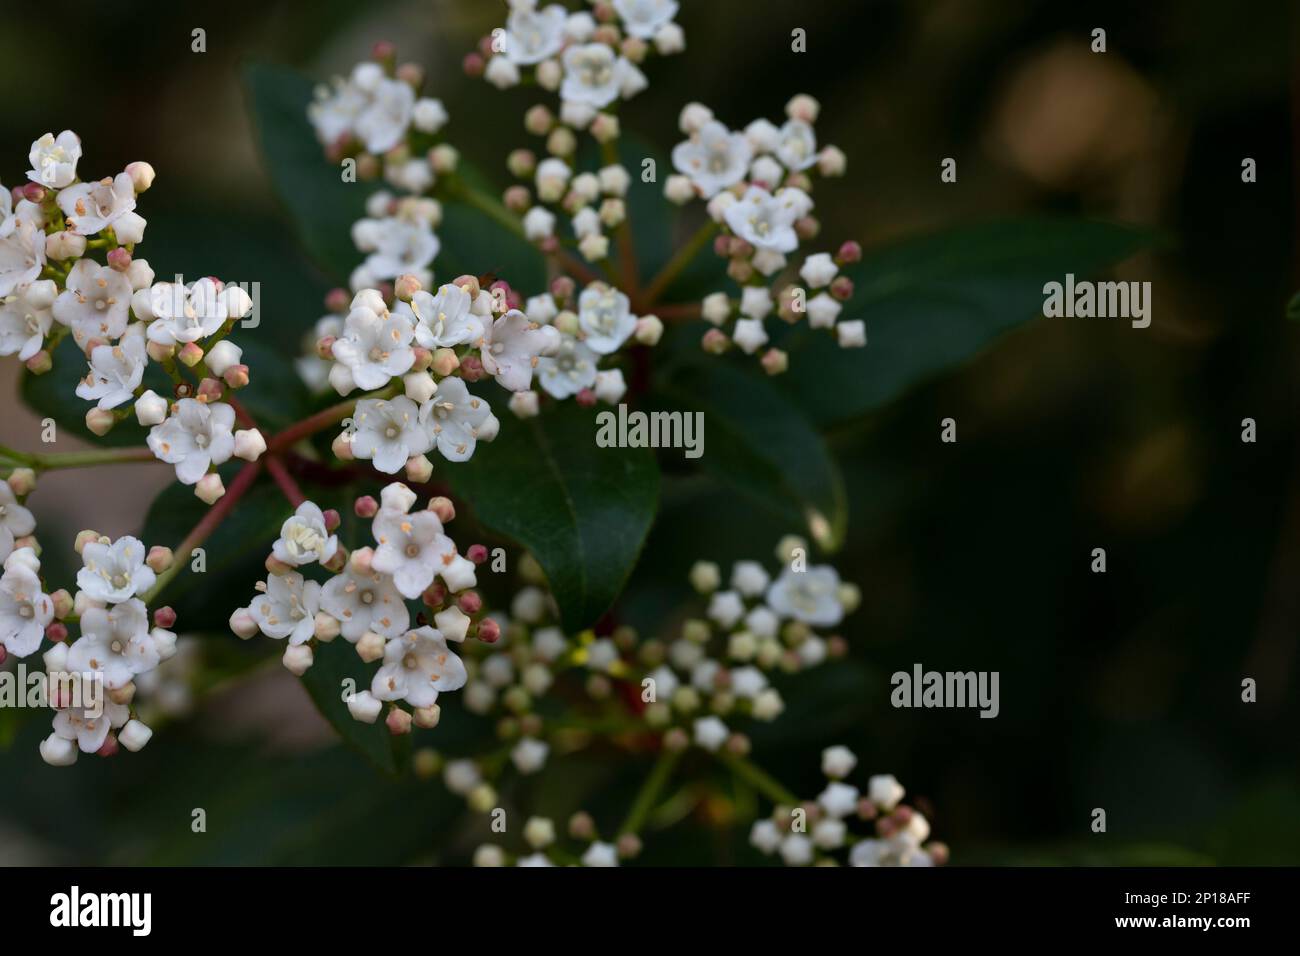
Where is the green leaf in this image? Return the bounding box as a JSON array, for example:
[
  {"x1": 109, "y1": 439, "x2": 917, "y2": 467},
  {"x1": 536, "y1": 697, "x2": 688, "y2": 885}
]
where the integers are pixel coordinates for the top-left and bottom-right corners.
[
  {"x1": 1287, "y1": 291, "x2": 1300, "y2": 321},
  {"x1": 140, "y1": 465, "x2": 292, "y2": 630},
  {"x1": 298, "y1": 636, "x2": 405, "y2": 777},
  {"x1": 244, "y1": 62, "x2": 371, "y2": 284},
  {"x1": 438, "y1": 161, "x2": 548, "y2": 291},
  {"x1": 448, "y1": 402, "x2": 659, "y2": 631},
  {"x1": 781, "y1": 218, "x2": 1158, "y2": 425},
  {"x1": 653, "y1": 356, "x2": 847, "y2": 550}
]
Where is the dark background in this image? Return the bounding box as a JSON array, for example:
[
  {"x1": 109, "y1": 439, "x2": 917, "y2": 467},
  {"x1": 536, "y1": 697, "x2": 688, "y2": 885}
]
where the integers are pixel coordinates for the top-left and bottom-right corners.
[{"x1": 0, "y1": 0, "x2": 1296, "y2": 864}]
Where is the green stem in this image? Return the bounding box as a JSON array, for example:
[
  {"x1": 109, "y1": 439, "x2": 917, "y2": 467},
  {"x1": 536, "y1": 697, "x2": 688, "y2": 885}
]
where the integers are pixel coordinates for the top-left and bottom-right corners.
[
  {"x1": 639, "y1": 220, "x2": 718, "y2": 310},
  {"x1": 619, "y1": 747, "x2": 681, "y2": 836},
  {"x1": 716, "y1": 751, "x2": 799, "y2": 807},
  {"x1": 17, "y1": 446, "x2": 157, "y2": 471}
]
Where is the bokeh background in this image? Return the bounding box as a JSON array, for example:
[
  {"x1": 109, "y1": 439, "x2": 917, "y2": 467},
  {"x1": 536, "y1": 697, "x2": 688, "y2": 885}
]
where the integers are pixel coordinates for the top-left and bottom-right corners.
[{"x1": 0, "y1": 0, "x2": 1297, "y2": 864}]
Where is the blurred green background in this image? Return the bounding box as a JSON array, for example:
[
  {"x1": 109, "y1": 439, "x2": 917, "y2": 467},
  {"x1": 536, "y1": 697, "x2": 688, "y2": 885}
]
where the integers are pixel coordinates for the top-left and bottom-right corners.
[{"x1": 0, "y1": 0, "x2": 1297, "y2": 865}]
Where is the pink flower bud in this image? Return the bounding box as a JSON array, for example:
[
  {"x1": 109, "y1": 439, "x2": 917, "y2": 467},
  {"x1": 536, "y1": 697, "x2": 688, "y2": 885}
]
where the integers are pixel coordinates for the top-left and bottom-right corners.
[
  {"x1": 354, "y1": 495, "x2": 379, "y2": 518},
  {"x1": 411, "y1": 346, "x2": 433, "y2": 372},
  {"x1": 576, "y1": 388, "x2": 597, "y2": 407},
  {"x1": 223, "y1": 364, "x2": 250, "y2": 389},
  {"x1": 196, "y1": 377, "x2": 223, "y2": 403},
  {"x1": 549, "y1": 276, "x2": 575, "y2": 303},
  {"x1": 726, "y1": 259, "x2": 754, "y2": 284},
  {"x1": 74, "y1": 530, "x2": 101, "y2": 554},
  {"x1": 97, "y1": 734, "x2": 120, "y2": 758},
  {"x1": 463, "y1": 52, "x2": 485, "y2": 77},
  {"x1": 195, "y1": 472, "x2": 225, "y2": 505},
  {"x1": 125, "y1": 161, "x2": 156, "y2": 193},
  {"x1": 229, "y1": 607, "x2": 258, "y2": 639},
  {"x1": 85, "y1": 407, "x2": 115, "y2": 436},
  {"x1": 422, "y1": 581, "x2": 448, "y2": 608},
  {"x1": 177, "y1": 342, "x2": 204, "y2": 368},
  {"x1": 427, "y1": 496, "x2": 456, "y2": 523},
  {"x1": 24, "y1": 350, "x2": 52, "y2": 375},
  {"x1": 325, "y1": 288, "x2": 350, "y2": 313},
  {"x1": 760, "y1": 348, "x2": 789, "y2": 376},
  {"x1": 795, "y1": 216, "x2": 819, "y2": 240},
  {"x1": 830, "y1": 276, "x2": 855, "y2": 301},
  {"x1": 349, "y1": 546, "x2": 375, "y2": 575},
  {"x1": 405, "y1": 454, "x2": 433, "y2": 484},
  {"x1": 459, "y1": 354, "x2": 485, "y2": 382},
  {"x1": 322, "y1": 508, "x2": 341, "y2": 532},
  {"x1": 394, "y1": 273, "x2": 423, "y2": 301},
  {"x1": 386, "y1": 707, "x2": 413, "y2": 736},
  {"x1": 153, "y1": 606, "x2": 177, "y2": 629},
  {"x1": 46, "y1": 621, "x2": 68, "y2": 643},
  {"x1": 106, "y1": 247, "x2": 132, "y2": 272},
  {"x1": 396, "y1": 62, "x2": 423, "y2": 89},
  {"x1": 457, "y1": 591, "x2": 482, "y2": 615},
  {"x1": 372, "y1": 40, "x2": 396, "y2": 62},
  {"x1": 146, "y1": 340, "x2": 175, "y2": 363},
  {"x1": 836, "y1": 240, "x2": 862, "y2": 264},
  {"x1": 6, "y1": 468, "x2": 36, "y2": 497},
  {"x1": 466, "y1": 543, "x2": 489, "y2": 565},
  {"x1": 713, "y1": 235, "x2": 732, "y2": 258},
  {"x1": 146, "y1": 546, "x2": 174, "y2": 573},
  {"x1": 454, "y1": 274, "x2": 481, "y2": 298},
  {"x1": 701, "y1": 328, "x2": 731, "y2": 354},
  {"x1": 429, "y1": 348, "x2": 459, "y2": 377},
  {"x1": 503, "y1": 185, "x2": 531, "y2": 212},
  {"x1": 50, "y1": 589, "x2": 73, "y2": 619},
  {"x1": 476, "y1": 617, "x2": 501, "y2": 644}
]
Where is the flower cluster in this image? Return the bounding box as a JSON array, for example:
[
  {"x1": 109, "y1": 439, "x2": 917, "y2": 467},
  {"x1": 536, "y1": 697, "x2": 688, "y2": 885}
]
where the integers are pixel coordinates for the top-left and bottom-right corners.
[
  {"x1": 663, "y1": 98, "x2": 864, "y2": 372},
  {"x1": 748, "y1": 749, "x2": 948, "y2": 867},
  {"x1": 230, "y1": 482, "x2": 497, "y2": 735},
  {"x1": 0, "y1": 132, "x2": 266, "y2": 504},
  {"x1": 471, "y1": 810, "x2": 636, "y2": 867},
  {"x1": 0, "y1": 468, "x2": 181, "y2": 766}
]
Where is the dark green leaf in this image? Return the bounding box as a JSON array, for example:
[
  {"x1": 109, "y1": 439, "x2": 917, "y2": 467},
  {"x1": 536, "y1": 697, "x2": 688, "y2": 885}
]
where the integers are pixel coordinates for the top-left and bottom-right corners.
[
  {"x1": 448, "y1": 402, "x2": 659, "y2": 630},
  {"x1": 298, "y1": 636, "x2": 404, "y2": 777}
]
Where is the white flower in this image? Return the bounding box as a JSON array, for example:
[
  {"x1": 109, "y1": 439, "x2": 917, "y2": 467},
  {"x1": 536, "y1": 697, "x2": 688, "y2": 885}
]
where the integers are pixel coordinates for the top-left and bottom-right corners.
[
  {"x1": 806, "y1": 292, "x2": 842, "y2": 329},
  {"x1": 581, "y1": 841, "x2": 619, "y2": 867},
  {"x1": 723, "y1": 186, "x2": 810, "y2": 254},
  {"x1": 67, "y1": 599, "x2": 155, "y2": 689},
  {"x1": 577, "y1": 285, "x2": 635, "y2": 354},
  {"x1": 511, "y1": 736, "x2": 550, "y2": 774},
  {"x1": 744, "y1": 118, "x2": 781, "y2": 153},
  {"x1": 731, "y1": 318, "x2": 768, "y2": 355},
  {"x1": 750, "y1": 819, "x2": 781, "y2": 854},
  {"x1": 594, "y1": 368, "x2": 626, "y2": 404},
  {"x1": 53, "y1": 260, "x2": 132, "y2": 348},
  {"x1": 523, "y1": 205, "x2": 556, "y2": 241},
  {"x1": 818, "y1": 781, "x2": 860, "y2": 819},
  {"x1": 0, "y1": 279, "x2": 56, "y2": 360},
  {"x1": 749, "y1": 155, "x2": 785, "y2": 189},
  {"x1": 411, "y1": 98, "x2": 449, "y2": 134},
  {"x1": 272, "y1": 502, "x2": 339, "y2": 567},
  {"x1": 139, "y1": 278, "x2": 232, "y2": 347},
  {"x1": 739, "y1": 287, "x2": 773, "y2": 322},
  {"x1": 0, "y1": 203, "x2": 46, "y2": 297},
  {"x1": 765, "y1": 565, "x2": 844, "y2": 627},
  {"x1": 354, "y1": 78, "x2": 415, "y2": 154},
  {"x1": 331, "y1": 301, "x2": 416, "y2": 390},
  {"x1": 401, "y1": 283, "x2": 482, "y2": 350},
  {"x1": 26, "y1": 131, "x2": 81, "y2": 188},
  {"x1": 614, "y1": 0, "x2": 679, "y2": 39},
  {"x1": 308, "y1": 75, "x2": 367, "y2": 145},
  {"x1": 868, "y1": 773, "x2": 905, "y2": 811},
  {"x1": 813, "y1": 818, "x2": 846, "y2": 850},
  {"x1": 0, "y1": 562, "x2": 52, "y2": 657},
  {"x1": 420, "y1": 377, "x2": 492, "y2": 462},
  {"x1": 77, "y1": 535, "x2": 155, "y2": 604},
  {"x1": 780, "y1": 833, "x2": 814, "y2": 866},
  {"x1": 485, "y1": 55, "x2": 522, "y2": 89},
  {"x1": 147, "y1": 399, "x2": 236, "y2": 485},
  {"x1": 0, "y1": 483, "x2": 35, "y2": 564},
  {"x1": 357, "y1": 216, "x2": 439, "y2": 282},
  {"x1": 371, "y1": 506, "x2": 456, "y2": 599},
  {"x1": 799, "y1": 252, "x2": 838, "y2": 288},
  {"x1": 536, "y1": 337, "x2": 598, "y2": 399},
  {"x1": 250, "y1": 572, "x2": 321, "y2": 645},
  {"x1": 524, "y1": 293, "x2": 558, "y2": 325},
  {"x1": 320, "y1": 566, "x2": 409, "y2": 641},
  {"x1": 731, "y1": 560, "x2": 770, "y2": 597},
  {"x1": 52, "y1": 696, "x2": 128, "y2": 754},
  {"x1": 836, "y1": 320, "x2": 865, "y2": 348},
  {"x1": 693, "y1": 715, "x2": 729, "y2": 751},
  {"x1": 822, "y1": 745, "x2": 858, "y2": 780},
  {"x1": 730, "y1": 666, "x2": 768, "y2": 699},
  {"x1": 706, "y1": 590, "x2": 744, "y2": 629},
  {"x1": 57, "y1": 173, "x2": 140, "y2": 237},
  {"x1": 654, "y1": 22, "x2": 685, "y2": 54},
  {"x1": 504, "y1": 3, "x2": 567, "y2": 64},
  {"x1": 350, "y1": 396, "x2": 431, "y2": 473},
  {"x1": 371, "y1": 626, "x2": 466, "y2": 707},
  {"x1": 776, "y1": 119, "x2": 819, "y2": 171},
  {"x1": 744, "y1": 604, "x2": 778, "y2": 639},
  {"x1": 482, "y1": 309, "x2": 556, "y2": 392},
  {"x1": 560, "y1": 44, "x2": 627, "y2": 109},
  {"x1": 76, "y1": 334, "x2": 146, "y2": 410},
  {"x1": 671, "y1": 121, "x2": 752, "y2": 199}
]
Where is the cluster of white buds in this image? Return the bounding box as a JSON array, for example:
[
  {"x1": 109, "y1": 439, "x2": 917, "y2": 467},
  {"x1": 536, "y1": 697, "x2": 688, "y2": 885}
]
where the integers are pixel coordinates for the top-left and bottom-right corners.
[
  {"x1": 507, "y1": 147, "x2": 632, "y2": 265},
  {"x1": 0, "y1": 132, "x2": 263, "y2": 504},
  {"x1": 230, "y1": 482, "x2": 497, "y2": 735},
  {"x1": 749, "y1": 749, "x2": 949, "y2": 867},
  {"x1": 663, "y1": 98, "x2": 862, "y2": 371},
  {"x1": 473, "y1": 810, "x2": 639, "y2": 867}
]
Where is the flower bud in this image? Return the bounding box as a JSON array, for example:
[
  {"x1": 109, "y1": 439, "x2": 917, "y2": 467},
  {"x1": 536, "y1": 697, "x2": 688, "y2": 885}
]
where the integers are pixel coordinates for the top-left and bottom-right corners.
[
  {"x1": 426, "y1": 495, "x2": 456, "y2": 523},
  {"x1": 508, "y1": 390, "x2": 539, "y2": 419},
  {"x1": 760, "y1": 348, "x2": 789, "y2": 376},
  {"x1": 405, "y1": 454, "x2": 433, "y2": 483},
  {"x1": 24, "y1": 350, "x2": 52, "y2": 375},
  {"x1": 282, "y1": 643, "x2": 314, "y2": 676},
  {"x1": 475, "y1": 617, "x2": 501, "y2": 643},
  {"x1": 507, "y1": 149, "x2": 536, "y2": 179},
  {"x1": 50, "y1": 589, "x2": 73, "y2": 619},
  {"x1": 385, "y1": 706, "x2": 413, "y2": 736},
  {"x1": 45, "y1": 621, "x2": 68, "y2": 643},
  {"x1": 349, "y1": 546, "x2": 375, "y2": 575},
  {"x1": 74, "y1": 529, "x2": 100, "y2": 555},
  {"x1": 125, "y1": 161, "x2": 156, "y2": 193},
  {"x1": 412, "y1": 704, "x2": 442, "y2": 729},
  {"x1": 177, "y1": 342, "x2": 204, "y2": 368},
  {"x1": 106, "y1": 247, "x2": 132, "y2": 272},
  {"x1": 524, "y1": 104, "x2": 554, "y2": 136},
  {"x1": 195, "y1": 472, "x2": 225, "y2": 504},
  {"x1": 205, "y1": 340, "x2": 243, "y2": 376},
  {"x1": 347, "y1": 690, "x2": 383, "y2": 723},
  {"x1": 196, "y1": 376, "x2": 223, "y2": 404},
  {"x1": 356, "y1": 631, "x2": 385, "y2": 663},
  {"x1": 331, "y1": 432, "x2": 354, "y2": 460},
  {"x1": 134, "y1": 389, "x2": 168, "y2": 426},
  {"x1": 45, "y1": 231, "x2": 86, "y2": 261},
  {"x1": 40, "y1": 733, "x2": 78, "y2": 766},
  {"x1": 701, "y1": 328, "x2": 731, "y2": 354},
  {"x1": 6, "y1": 468, "x2": 36, "y2": 498},
  {"x1": 830, "y1": 276, "x2": 855, "y2": 301},
  {"x1": 85, "y1": 407, "x2": 115, "y2": 437},
  {"x1": 458, "y1": 354, "x2": 485, "y2": 382},
  {"x1": 146, "y1": 340, "x2": 174, "y2": 363},
  {"x1": 634, "y1": 315, "x2": 663, "y2": 346},
  {"x1": 313, "y1": 611, "x2": 340, "y2": 642},
  {"x1": 353, "y1": 495, "x2": 378, "y2": 519},
  {"x1": 466, "y1": 543, "x2": 489, "y2": 565},
  {"x1": 233, "y1": 428, "x2": 266, "y2": 462}
]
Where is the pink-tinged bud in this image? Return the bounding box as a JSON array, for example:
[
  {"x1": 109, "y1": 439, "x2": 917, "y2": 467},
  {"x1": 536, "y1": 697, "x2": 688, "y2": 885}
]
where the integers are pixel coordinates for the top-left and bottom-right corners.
[
  {"x1": 386, "y1": 706, "x2": 413, "y2": 736},
  {"x1": 539, "y1": 235, "x2": 560, "y2": 255},
  {"x1": 727, "y1": 237, "x2": 753, "y2": 259},
  {"x1": 507, "y1": 148, "x2": 537, "y2": 178},
  {"x1": 453, "y1": 274, "x2": 481, "y2": 298},
  {"x1": 22, "y1": 182, "x2": 47, "y2": 203},
  {"x1": 396, "y1": 62, "x2": 424, "y2": 89},
  {"x1": 524, "y1": 104, "x2": 553, "y2": 136},
  {"x1": 0, "y1": 646, "x2": 5, "y2": 666},
  {"x1": 314, "y1": 335, "x2": 336, "y2": 360},
  {"x1": 550, "y1": 275, "x2": 575, "y2": 303},
  {"x1": 50, "y1": 589, "x2": 73, "y2": 619},
  {"x1": 222, "y1": 361, "x2": 249, "y2": 390},
  {"x1": 394, "y1": 273, "x2": 423, "y2": 302},
  {"x1": 477, "y1": 35, "x2": 496, "y2": 58},
  {"x1": 427, "y1": 495, "x2": 456, "y2": 523},
  {"x1": 85, "y1": 407, "x2": 115, "y2": 436},
  {"x1": 97, "y1": 733, "x2": 120, "y2": 758},
  {"x1": 795, "y1": 216, "x2": 820, "y2": 241},
  {"x1": 457, "y1": 591, "x2": 483, "y2": 615},
  {"x1": 827, "y1": 634, "x2": 849, "y2": 658},
  {"x1": 463, "y1": 52, "x2": 485, "y2": 77},
  {"x1": 429, "y1": 347, "x2": 459, "y2": 377},
  {"x1": 760, "y1": 348, "x2": 789, "y2": 376},
  {"x1": 153, "y1": 606, "x2": 177, "y2": 629},
  {"x1": 713, "y1": 235, "x2": 732, "y2": 258},
  {"x1": 45, "y1": 230, "x2": 86, "y2": 261},
  {"x1": 265, "y1": 554, "x2": 292, "y2": 576},
  {"x1": 374, "y1": 281, "x2": 394, "y2": 304},
  {"x1": 459, "y1": 354, "x2": 485, "y2": 382},
  {"x1": 621, "y1": 36, "x2": 648, "y2": 62},
  {"x1": 6, "y1": 468, "x2": 36, "y2": 497},
  {"x1": 195, "y1": 472, "x2": 225, "y2": 505},
  {"x1": 830, "y1": 276, "x2": 855, "y2": 301},
  {"x1": 726, "y1": 732, "x2": 751, "y2": 756},
  {"x1": 106, "y1": 247, "x2": 132, "y2": 272},
  {"x1": 593, "y1": 24, "x2": 620, "y2": 45},
  {"x1": 575, "y1": 388, "x2": 597, "y2": 407},
  {"x1": 702, "y1": 328, "x2": 731, "y2": 354},
  {"x1": 475, "y1": 617, "x2": 501, "y2": 644},
  {"x1": 124, "y1": 160, "x2": 156, "y2": 193},
  {"x1": 24, "y1": 350, "x2": 52, "y2": 375},
  {"x1": 46, "y1": 621, "x2": 68, "y2": 643},
  {"x1": 325, "y1": 287, "x2": 350, "y2": 313},
  {"x1": 332, "y1": 433, "x2": 354, "y2": 461},
  {"x1": 412, "y1": 704, "x2": 441, "y2": 729},
  {"x1": 177, "y1": 342, "x2": 204, "y2": 368},
  {"x1": 13, "y1": 535, "x2": 37, "y2": 554},
  {"x1": 146, "y1": 545, "x2": 175, "y2": 574},
  {"x1": 927, "y1": 842, "x2": 950, "y2": 866},
  {"x1": 146, "y1": 340, "x2": 174, "y2": 363},
  {"x1": 323, "y1": 547, "x2": 348, "y2": 573},
  {"x1": 405, "y1": 454, "x2": 433, "y2": 484},
  {"x1": 74, "y1": 530, "x2": 101, "y2": 555},
  {"x1": 322, "y1": 508, "x2": 341, "y2": 533},
  {"x1": 503, "y1": 185, "x2": 531, "y2": 213},
  {"x1": 196, "y1": 377, "x2": 223, "y2": 403},
  {"x1": 786, "y1": 173, "x2": 812, "y2": 193},
  {"x1": 466, "y1": 543, "x2": 489, "y2": 565},
  {"x1": 726, "y1": 259, "x2": 754, "y2": 284},
  {"x1": 421, "y1": 581, "x2": 448, "y2": 608},
  {"x1": 561, "y1": 189, "x2": 584, "y2": 215},
  {"x1": 837, "y1": 240, "x2": 862, "y2": 264},
  {"x1": 372, "y1": 39, "x2": 396, "y2": 62},
  {"x1": 349, "y1": 546, "x2": 375, "y2": 575},
  {"x1": 354, "y1": 495, "x2": 379, "y2": 518},
  {"x1": 356, "y1": 153, "x2": 380, "y2": 180},
  {"x1": 229, "y1": 607, "x2": 258, "y2": 639}
]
